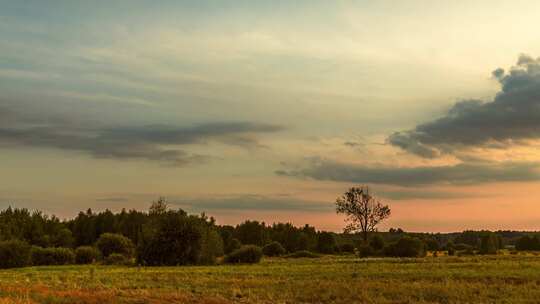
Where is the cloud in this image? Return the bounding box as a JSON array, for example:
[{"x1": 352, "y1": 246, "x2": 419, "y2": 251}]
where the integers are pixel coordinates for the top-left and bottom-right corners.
[
  {"x1": 0, "y1": 106, "x2": 285, "y2": 165},
  {"x1": 276, "y1": 159, "x2": 540, "y2": 186},
  {"x1": 388, "y1": 55, "x2": 540, "y2": 157},
  {"x1": 172, "y1": 194, "x2": 333, "y2": 213}
]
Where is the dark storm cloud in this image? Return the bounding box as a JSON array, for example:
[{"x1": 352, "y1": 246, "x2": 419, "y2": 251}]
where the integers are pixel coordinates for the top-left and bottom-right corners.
[
  {"x1": 388, "y1": 55, "x2": 540, "y2": 157},
  {"x1": 173, "y1": 194, "x2": 332, "y2": 212},
  {"x1": 276, "y1": 159, "x2": 540, "y2": 186},
  {"x1": 0, "y1": 106, "x2": 284, "y2": 165}
]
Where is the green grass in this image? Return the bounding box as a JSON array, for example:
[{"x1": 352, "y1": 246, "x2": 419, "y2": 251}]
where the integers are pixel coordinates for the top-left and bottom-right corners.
[{"x1": 1, "y1": 254, "x2": 540, "y2": 303}]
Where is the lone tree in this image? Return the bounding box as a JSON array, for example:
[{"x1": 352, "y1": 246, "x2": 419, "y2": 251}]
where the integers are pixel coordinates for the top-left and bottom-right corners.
[{"x1": 335, "y1": 186, "x2": 391, "y2": 242}]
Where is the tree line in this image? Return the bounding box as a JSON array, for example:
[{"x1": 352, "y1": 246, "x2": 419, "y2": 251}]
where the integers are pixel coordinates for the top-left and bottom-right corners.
[{"x1": 0, "y1": 188, "x2": 538, "y2": 268}]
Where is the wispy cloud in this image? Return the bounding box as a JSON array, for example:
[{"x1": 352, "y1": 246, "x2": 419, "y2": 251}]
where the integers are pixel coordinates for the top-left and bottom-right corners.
[{"x1": 277, "y1": 159, "x2": 540, "y2": 186}]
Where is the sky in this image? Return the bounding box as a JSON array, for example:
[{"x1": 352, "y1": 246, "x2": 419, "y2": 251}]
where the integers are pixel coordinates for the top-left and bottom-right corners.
[{"x1": 2, "y1": 1, "x2": 540, "y2": 232}]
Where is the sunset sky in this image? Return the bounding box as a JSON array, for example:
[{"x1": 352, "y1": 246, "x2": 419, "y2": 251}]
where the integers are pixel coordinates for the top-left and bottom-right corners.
[{"x1": 3, "y1": 1, "x2": 540, "y2": 232}]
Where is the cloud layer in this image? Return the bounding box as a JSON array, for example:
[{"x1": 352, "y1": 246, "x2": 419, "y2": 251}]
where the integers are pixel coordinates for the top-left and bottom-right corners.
[
  {"x1": 0, "y1": 106, "x2": 284, "y2": 165},
  {"x1": 277, "y1": 159, "x2": 540, "y2": 186},
  {"x1": 388, "y1": 55, "x2": 540, "y2": 158}
]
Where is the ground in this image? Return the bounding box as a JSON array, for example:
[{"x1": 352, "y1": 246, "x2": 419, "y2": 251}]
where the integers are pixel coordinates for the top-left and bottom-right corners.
[{"x1": 1, "y1": 254, "x2": 540, "y2": 303}]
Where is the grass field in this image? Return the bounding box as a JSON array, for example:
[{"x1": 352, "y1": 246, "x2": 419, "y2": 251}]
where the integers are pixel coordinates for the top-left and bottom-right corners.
[{"x1": 1, "y1": 254, "x2": 540, "y2": 303}]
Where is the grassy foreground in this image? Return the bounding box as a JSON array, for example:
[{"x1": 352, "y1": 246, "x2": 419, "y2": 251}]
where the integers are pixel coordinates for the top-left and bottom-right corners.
[{"x1": 1, "y1": 255, "x2": 540, "y2": 303}]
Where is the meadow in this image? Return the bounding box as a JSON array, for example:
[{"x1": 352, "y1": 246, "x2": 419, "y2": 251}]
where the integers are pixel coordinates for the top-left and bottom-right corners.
[{"x1": 1, "y1": 254, "x2": 540, "y2": 304}]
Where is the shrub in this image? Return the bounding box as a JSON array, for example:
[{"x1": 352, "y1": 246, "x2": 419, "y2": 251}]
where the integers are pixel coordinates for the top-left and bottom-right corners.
[
  {"x1": 224, "y1": 245, "x2": 263, "y2": 264},
  {"x1": 104, "y1": 253, "x2": 132, "y2": 265},
  {"x1": 31, "y1": 247, "x2": 75, "y2": 266},
  {"x1": 424, "y1": 239, "x2": 439, "y2": 251},
  {"x1": 448, "y1": 247, "x2": 456, "y2": 256},
  {"x1": 454, "y1": 243, "x2": 473, "y2": 251},
  {"x1": 263, "y1": 241, "x2": 286, "y2": 257},
  {"x1": 225, "y1": 238, "x2": 242, "y2": 254},
  {"x1": 199, "y1": 228, "x2": 224, "y2": 265},
  {"x1": 0, "y1": 240, "x2": 31, "y2": 268},
  {"x1": 316, "y1": 232, "x2": 337, "y2": 254},
  {"x1": 385, "y1": 237, "x2": 426, "y2": 257},
  {"x1": 75, "y1": 246, "x2": 101, "y2": 264},
  {"x1": 137, "y1": 211, "x2": 223, "y2": 266},
  {"x1": 369, "y1": 235, "x2": 385, "y2": 251},
  {"x1": 285, "y1": 250, "x2": 320, "y2": 258},
  {"x1": 96, "y1": 233, "x2": 134, "y2": 258},
  {"x1": 479, "y1": 233, "x2": 498, "y2": 255},
  {"x1": 516, "y1": 235, "x2": 540, "y2": 251},
  {"x1": 358, "y1": 244, "x2": 375, "y2": 258},
  {"x1": 339, "y1": 243, "x2": 355, "y2": 254}
]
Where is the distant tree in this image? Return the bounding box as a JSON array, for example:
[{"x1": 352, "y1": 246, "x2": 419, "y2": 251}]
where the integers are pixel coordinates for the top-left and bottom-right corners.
[
  {"x1": 335, "y1": 186, "x2": 391, "y2": 242},
  {"x1": 234, "y1": 220, "x2": 269, "y2": 246},
  {"x1": 369, "y1": 234, "x2": 385, "y2": 251},
  {"x1": 316, "y1": 232, "x2": 337, "y2": 254},
  {"x1": 516, "y1": 235, "x2": 540, "y2": 251},
  {"x1": 424, "y1": 238, "x2": 440, "y2": 251},
  {"x1": 137, "y1": 208, "x2": 223, "y2": 266},
  {"x1": 225, "y1": 238, "x2": 242, "y2": 254},
  {"x1": 149, "y1": 197, "x2": 169, "y2": 216},
  {"x1": 479, "y1": 233, "x2": 498, "y2": 255}
]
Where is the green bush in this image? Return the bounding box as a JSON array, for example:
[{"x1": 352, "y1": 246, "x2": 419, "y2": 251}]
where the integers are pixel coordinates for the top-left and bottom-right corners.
[
  {"x1": 384, "y1": 237, "x2": 426, "y2": 257},
  {"x1": 225, "y1": 238, "x2": 242, "y2": 254},
  {"x1": 0, "y1": 240, "x2": 31, "y2": 268},
  {"x1": 284, "y1": 250, "x2": 320, "y2": 258},
  {"x1": 316, "y1": 232, "x2": 337, "y2": 254},
  {"x1": 454, "y1": 243, "x2": 473, "y2": 251},
  {"x1": 263, "y1": 241, "x2": 286, "y2": 257},
  {"x1": 137, "y1": 211, "x2": 223, "y2": 266},
  {"x1": 199, "y1": 228, "x2": 224, "y2": 265},
  {"x1": 358, "y1": 244, "x2": 375, "y2": 258},
  {"x1": 224, "y1": 245, "x2": 263, "y2": 264},
  {"x1": 103, "y1": 253, "x2": 132, "y2": 265},
  {"x1": 479, "y1": 234, "x2": 499, "y2": 255},
  {"x1": 339, "y1": 243, "x2": 355, "y2": 254},
  {"x1": 31, "y1": 247, "x2": 75, "y2": 266},
  {"x1": 75, "y1": 246, "x2": 101, "y2": 264},
  {"x1": 96, "y1": 233, "x2": 134, "y2": 258},
  {"x1": 369, "y1": 235, "x2": 385, "y2": 251}
]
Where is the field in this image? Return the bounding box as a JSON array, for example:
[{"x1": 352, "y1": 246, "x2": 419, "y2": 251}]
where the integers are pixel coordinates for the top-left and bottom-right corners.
[{"x1": 1, "y1": 254, "x2": 540, "y2": 303}]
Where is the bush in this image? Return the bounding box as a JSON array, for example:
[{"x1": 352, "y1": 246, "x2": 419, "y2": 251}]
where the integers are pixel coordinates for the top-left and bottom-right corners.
[
  {"x1": 369, "y1": 235, "x2": 385, "y2": 251},
  {"x1": 263, "y1": 241, "x2": 286, "y2": 257},
  {"x1": 385, "y1": 237, "x2": 426, "y2": 257},
  {"x1": 199, "y1": 228, "x2": 224, "y2": 265},
  {"x1": 285, "y1": 250, "x2": 320, "y2": 258},
  {"x1": 0, "y1": 240, "x2": 31, "y2": 268},
  {"x1": 479, "y1": 234, "x2": 499, "y2": 255},
  {"x1": 225, "y1": 238, "x2": 242, "y2": 254},
  {"x1": 316, "y1": 232, "x2": 337, "y2": 254},
  {"x1": 448, "y1": 247, "x2": 456, "y2": 256},
  {"x1": 358, "y1": 244, "x2": 375, "y2": 258},
  {"x1": 31, "y1": 247, "x2": 75, "y2": 266},
  {"x1": 424, "y1": 239, "x2": 439, "y2": 251},
  {"x1": 339, "y1": 243, "x2": 355, "y2": 254},
  {"x1": 224, "y1": 245, "x2": 263, "y2": 264},
  {"x1": 454, "y1": 243, "x2": 473, "y2": 251},
  {"x1": 104, "y1": 253, "x2": 132, "y2": 265},
  {"x1": 75, "y1": 246, "x2": 101, "y2": 264},
  {"x1": 137, "y1": 211, "x2": 223, "y2": 266},
  {"x1": 96, "y1": 233, "x2": 134, "y2": 258}
]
